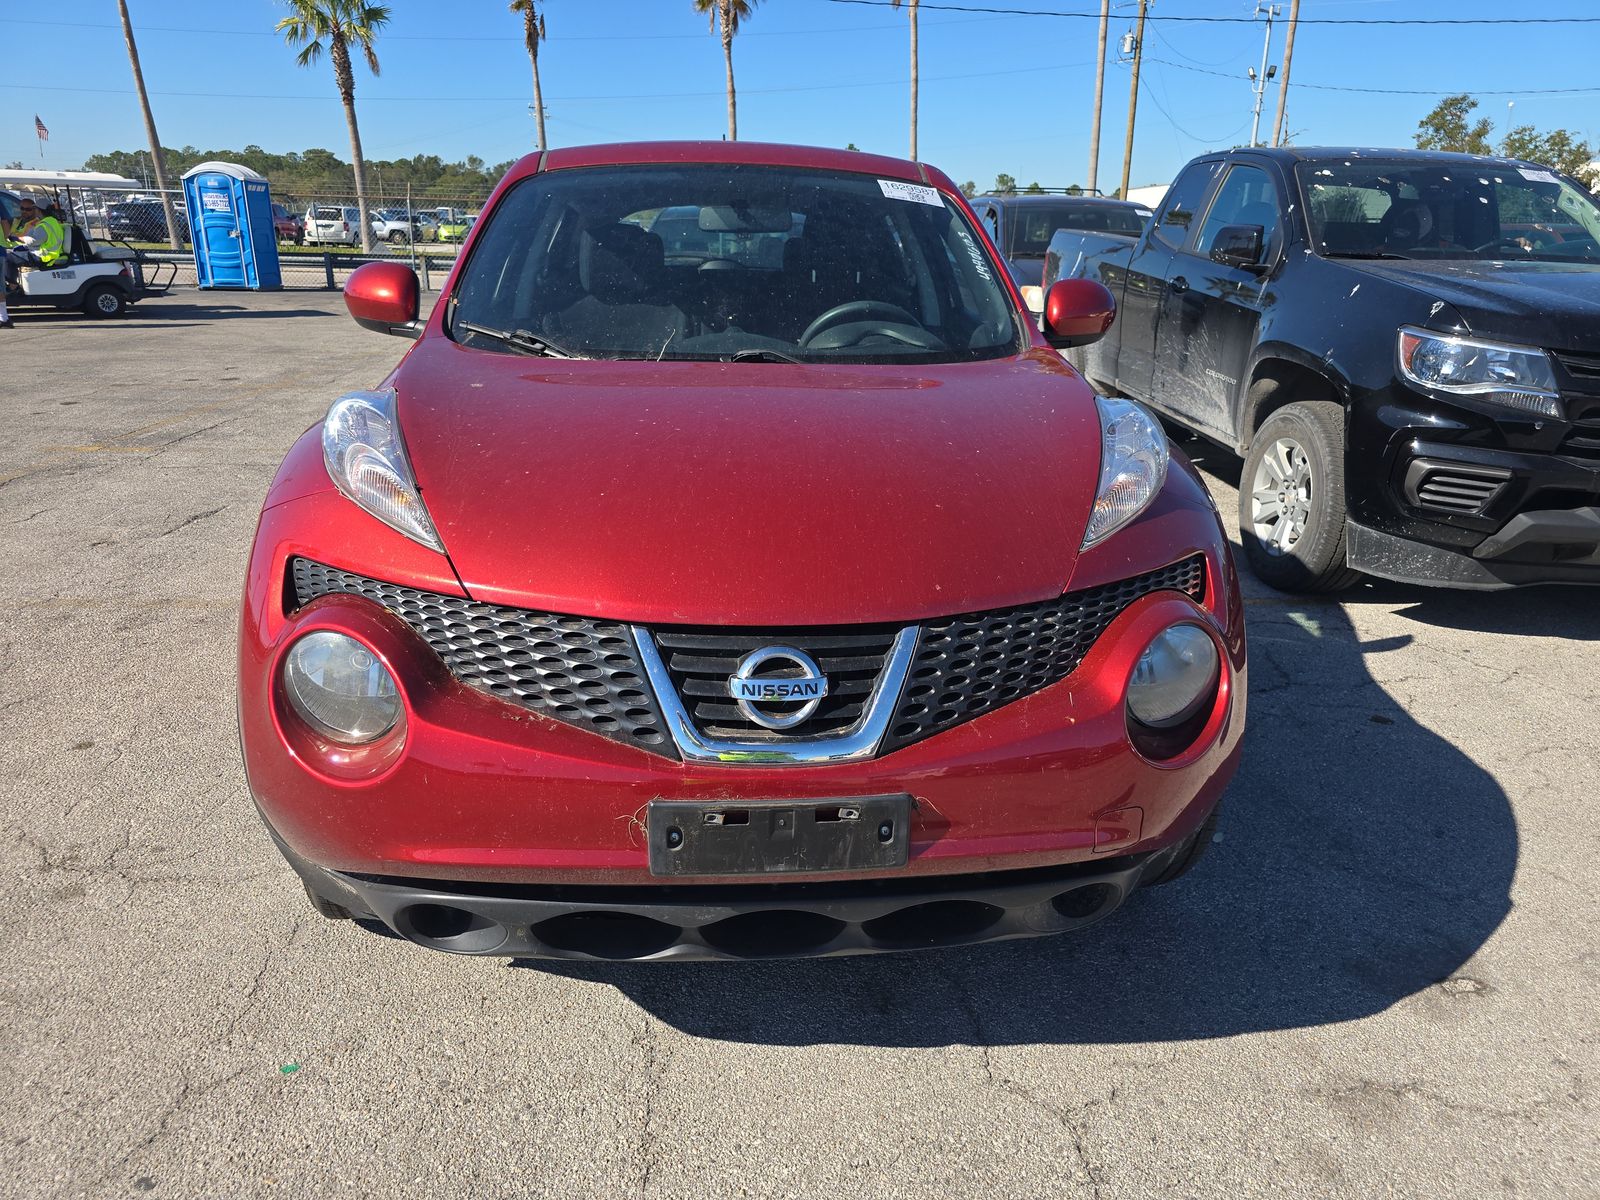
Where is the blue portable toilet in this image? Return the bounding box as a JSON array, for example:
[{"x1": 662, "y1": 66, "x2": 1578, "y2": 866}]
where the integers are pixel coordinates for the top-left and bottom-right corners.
[{"x1": 182, "y1": 161, "x2": 282, "y2": 290}]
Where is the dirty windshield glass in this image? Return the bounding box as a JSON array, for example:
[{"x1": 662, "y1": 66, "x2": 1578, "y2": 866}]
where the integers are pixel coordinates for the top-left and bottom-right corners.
[
  {"x1": 449, "y1": 164, "x2": 1020, "y2": 362},
  {"x1": 1299, "y1": 160, "x2": 1600, "y2": 263}
]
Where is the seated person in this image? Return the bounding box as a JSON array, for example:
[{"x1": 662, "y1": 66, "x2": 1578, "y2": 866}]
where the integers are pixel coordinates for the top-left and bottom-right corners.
[{"x1": 4, "y1": 199, "x2": 68, "y2": 292}]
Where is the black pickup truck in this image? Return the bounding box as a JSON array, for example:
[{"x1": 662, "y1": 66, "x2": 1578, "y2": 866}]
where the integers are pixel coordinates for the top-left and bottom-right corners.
[{"x1": 1043, "y1": 146, "x2": 1600, "y2": 591}]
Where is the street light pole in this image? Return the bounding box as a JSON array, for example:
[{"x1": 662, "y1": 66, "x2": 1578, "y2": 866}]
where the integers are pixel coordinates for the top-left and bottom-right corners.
[
  {"x1": 1249, "y1": 3, "x2": 1280, "y2": 148},
  {"x1": 1118, "y1": 0, "x2": 1149, "y2": 201}
]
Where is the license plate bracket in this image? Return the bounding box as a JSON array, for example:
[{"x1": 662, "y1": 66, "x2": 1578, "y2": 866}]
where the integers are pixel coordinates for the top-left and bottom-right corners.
[{"x1": 646, "y1": 795, "x2": 911, "y2": 877}]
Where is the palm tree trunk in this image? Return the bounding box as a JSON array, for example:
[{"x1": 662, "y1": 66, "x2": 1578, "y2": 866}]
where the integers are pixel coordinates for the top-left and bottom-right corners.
[
  {"x1": 331, "y1": 36, "x2": 374, "y2": 252},
  {"x1": 117, "y1": 0, "x2": 181, "y2": 251},
  {"x1": 908, "y1": 0, "x2": 919, "y2": 160},
  {"x1": 722, "y1": 22, "x2": 737, "y2": 140}
]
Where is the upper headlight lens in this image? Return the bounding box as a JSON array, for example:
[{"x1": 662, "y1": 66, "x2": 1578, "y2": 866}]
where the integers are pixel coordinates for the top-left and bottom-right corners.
[
  {"x1": 283, "y1": 631, "x2": 401, "y2": 744},
  {"x1": 1397, "y1": 327, "x2": 1562, "y2": 419},
  {"x1": 1083, "y1": 395, "x2": 1170, "y2": 549},
  {"x1": 323, "y1": 388, "x2": 444, "y2": 552},
  {"x1": 1127, "y1": 624, "x2": 1219, "y2": 729}
]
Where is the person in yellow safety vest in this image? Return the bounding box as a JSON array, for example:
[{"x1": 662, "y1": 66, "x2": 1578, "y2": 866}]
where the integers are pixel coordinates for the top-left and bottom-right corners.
[{"x1": 4, "y1": 197, "x2": 68, "y2": 298}]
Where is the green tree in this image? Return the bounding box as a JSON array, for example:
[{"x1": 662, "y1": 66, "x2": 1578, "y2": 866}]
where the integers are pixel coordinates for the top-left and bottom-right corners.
[
  {"x1": 276, "y1": 0, "x2": 392, "y2": 252},
  {"x1": 1023, "y1": 181, "x2": 1045, "y2": 194},
  {"x1": 1066, "y1": 184, "x2": 1083, "y2": 196},
  {"x1": 510, "y1": 0, "x2": 548, "y2": 152},
  {"x1": 993, "y1": 173, "x2": 1017, "y2": 195},
  {"x1": 890, "y1": 0, "x2": 919, "y2": 159},
  {"x1": 1414, "y1": 94, "x2": 1493, "y2": 155},
  {"x1": 959, "y1": 180, "x2": 977, "y2": 199},
  {"x1": 693, "y1": 0, "x2": 761, "y2": 141},
  {"x1": 1501, "y1": 125, "x2": 1596, "y2": 179}
]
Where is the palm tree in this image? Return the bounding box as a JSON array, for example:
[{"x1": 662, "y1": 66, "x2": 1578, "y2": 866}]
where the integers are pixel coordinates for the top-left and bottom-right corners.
[
  {"x1": 510, "y1": 0, "x2": 548, "y2": 152},
  {"x1": 890, "y1": 0, "x2": 919, "y2": 160},
  {"x1": 116, "y1": 0, "x2": 182, "y2": 251},
  {"x1": 692, "y1": 0, "x2": 760, "y2": 141},
  {"x1": 276, "y1": 1, "x2": 391, "y2": 252}
]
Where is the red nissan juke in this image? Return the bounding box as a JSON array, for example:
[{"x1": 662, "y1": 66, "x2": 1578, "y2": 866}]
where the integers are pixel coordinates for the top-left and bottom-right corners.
[{"x1": 238, "y1": 142, "x2": 1247, "y2": 961}]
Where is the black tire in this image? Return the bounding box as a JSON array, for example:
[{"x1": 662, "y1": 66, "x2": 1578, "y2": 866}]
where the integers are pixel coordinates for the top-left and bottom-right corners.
[
  {"x1": 387, "y1": 229, "x2": 408, "y2": 245},
  {"x1": 304, "y1": 881, "x2": 354, "y2": 920},
  {"x1": 82, "y1": 284, "x2": 127, "y2": 319},
  {"x1": 1144, "y1": 804, "x2": 1221, "y2": 887},
  {"x1": 1238, "y1": 400, "x2": 1362, "y2": 593}
]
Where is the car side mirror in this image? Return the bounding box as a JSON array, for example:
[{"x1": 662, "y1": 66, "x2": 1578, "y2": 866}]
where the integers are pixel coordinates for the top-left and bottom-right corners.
[
  {"x1": 345, "y1": 261, "x2": 422, "y2": 338},
  {"x1": 1210, "y1": 224, "x2": 1268, "y2": 273},
  {"x1": 1041, "y1": 278, "x2": 1117, "y2": 349}
]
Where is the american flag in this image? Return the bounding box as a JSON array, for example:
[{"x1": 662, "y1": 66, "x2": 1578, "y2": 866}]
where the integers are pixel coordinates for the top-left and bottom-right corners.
[{"x1": 34, "y1": 115, "x2": 49, "y2": 141}]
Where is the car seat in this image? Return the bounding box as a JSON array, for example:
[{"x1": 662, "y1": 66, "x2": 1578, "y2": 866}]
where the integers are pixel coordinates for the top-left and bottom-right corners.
[{"x1": 545, "y1": 223, "x2": 687, "y2": 350}]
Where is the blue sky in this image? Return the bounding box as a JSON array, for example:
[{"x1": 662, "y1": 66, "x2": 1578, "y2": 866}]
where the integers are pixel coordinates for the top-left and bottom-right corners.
[{"x1": 4, "y1": 0, "x2": 1597, "y2": 191}]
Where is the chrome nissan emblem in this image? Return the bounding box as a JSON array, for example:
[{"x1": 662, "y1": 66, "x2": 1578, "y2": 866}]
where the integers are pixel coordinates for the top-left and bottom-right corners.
[{"x1": 728, "y1": 646, "x2": 829, "y2": 730}]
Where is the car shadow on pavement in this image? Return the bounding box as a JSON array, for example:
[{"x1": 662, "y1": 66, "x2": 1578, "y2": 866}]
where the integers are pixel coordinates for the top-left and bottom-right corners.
[{"x1": 520, "y1": 583, "x2": 1532, "y2": 1047}]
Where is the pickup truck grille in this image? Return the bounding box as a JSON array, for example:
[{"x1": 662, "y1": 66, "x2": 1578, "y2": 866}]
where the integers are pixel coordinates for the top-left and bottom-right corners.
[{"x1": 1405, "y1": 460, "x2": 1512, "y2": 517}]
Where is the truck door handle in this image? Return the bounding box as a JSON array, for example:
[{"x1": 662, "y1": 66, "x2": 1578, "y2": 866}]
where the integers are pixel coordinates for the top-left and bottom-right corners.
[{"x1": 1168, "y1": 276, "x2": 1189, "y2": 294}]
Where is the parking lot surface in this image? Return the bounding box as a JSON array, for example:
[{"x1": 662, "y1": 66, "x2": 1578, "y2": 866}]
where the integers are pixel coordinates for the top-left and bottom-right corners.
[{"x1": 2, "y1": 292, "x2": 1596, "y2": 1199}]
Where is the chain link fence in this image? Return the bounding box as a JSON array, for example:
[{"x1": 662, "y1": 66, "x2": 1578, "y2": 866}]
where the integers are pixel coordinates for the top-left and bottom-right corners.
[{"x1": 22, "y1": 182, "x2": 488, "y2": 293}]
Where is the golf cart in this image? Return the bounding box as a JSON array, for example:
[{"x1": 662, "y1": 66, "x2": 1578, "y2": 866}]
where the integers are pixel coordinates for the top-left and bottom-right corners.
[{"x1": 3, "y1": 171, "x2": 176, "y2": 319}]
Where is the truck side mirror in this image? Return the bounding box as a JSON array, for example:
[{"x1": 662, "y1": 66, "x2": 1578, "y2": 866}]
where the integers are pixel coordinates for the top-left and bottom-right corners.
[
  {"x1": 1210, "y1": 225, "x2": 1267, "y2": 273},
  {"x1": 345, "y1": 261, "x2": 422, "y2": 338},
  {"x1": 1041, "y1": 278, "x2": 1117, "y2": 349}
]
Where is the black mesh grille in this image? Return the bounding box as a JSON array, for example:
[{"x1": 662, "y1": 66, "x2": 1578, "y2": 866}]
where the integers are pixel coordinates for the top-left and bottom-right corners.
[
  {"x1": 651, "y1": 627, "x2": 901, "y2": 741},
  {"x1": 288, "y1": 559, "x2": 676, "y2": 758},
  {"x1": 880, "y1": 556, "x2": 1206, "y2": 753}
]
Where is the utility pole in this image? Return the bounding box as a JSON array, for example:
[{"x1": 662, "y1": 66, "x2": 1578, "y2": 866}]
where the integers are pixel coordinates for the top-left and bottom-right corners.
[
  {"x1": 1087, "y1": 0, "x2": 1109, "y2": 195},
  {"x1": 1118, "y1": 0, "x2": 1149, "y2": 201},
  {"x1": 1248, "y1": 3, "x2": 1281, "y2": 148},
  {"x1": 1270, "y1": 0, "x2": 1300, "y2": 147},
  {"x1": 117, "y1": 0, "x2": 182, "y2": 251}
]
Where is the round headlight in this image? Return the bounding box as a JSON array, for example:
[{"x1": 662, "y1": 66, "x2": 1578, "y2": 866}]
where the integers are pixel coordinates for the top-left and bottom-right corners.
[
  {"x1": 283, "y1": 631, "x2": 401, "y2": 744},
  {"x1": 1127, "y1": 624, "x2": 1219, "y2": 729}
]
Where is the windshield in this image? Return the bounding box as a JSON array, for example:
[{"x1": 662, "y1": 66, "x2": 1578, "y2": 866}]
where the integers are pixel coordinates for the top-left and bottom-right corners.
[
  {"x1": 1006, "y1": 203, "x2": 1149, "y2": 257},
  {"x1": 1299, "y1": 160, "x2": 1600, "y2": 264},
  {"x1": 449, "y1": 164, "x2": 1021, "y2": 363}
]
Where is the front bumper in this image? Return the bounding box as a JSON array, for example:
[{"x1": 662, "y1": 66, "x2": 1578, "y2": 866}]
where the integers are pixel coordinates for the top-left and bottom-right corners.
[
  {"x1": 239, "y1": 450, "x2": 1245, "y2": 959},
  {"x1": 273, "y1": 825, "x2": 1174, "y2": 961},
  {"x1": 1347, "y1": 386, "x2": 1600, "y2": 586}
]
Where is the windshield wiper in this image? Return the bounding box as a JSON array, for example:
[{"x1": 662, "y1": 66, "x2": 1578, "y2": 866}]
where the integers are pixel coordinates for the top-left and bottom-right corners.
[
  {"x1": 456, "y1": 320, "x2": 575, "y2": 359},
  {"x1": 724, "y1": 348, "x2": 806, "y2": 364},
  {"x1": 1322, "y1": 251, "x2": 1413, "y2": 261}
]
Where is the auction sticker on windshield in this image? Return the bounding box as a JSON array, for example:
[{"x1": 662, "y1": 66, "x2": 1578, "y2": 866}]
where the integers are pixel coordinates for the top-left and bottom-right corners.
[{"x1": 878, "y1": 179, "x2": 944, "y2": 207}]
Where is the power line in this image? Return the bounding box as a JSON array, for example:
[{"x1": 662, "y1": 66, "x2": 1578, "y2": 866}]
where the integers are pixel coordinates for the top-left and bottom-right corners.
[
  {"x1": 824, "y1": 0, "x2": 1600, "y2": 25},
  {"x1": 1140, "y1": 56, "x2": 1600, "y2": 97},
  {"x1": 0, "y1": 59, "x2": 1094, "y2": 106}
]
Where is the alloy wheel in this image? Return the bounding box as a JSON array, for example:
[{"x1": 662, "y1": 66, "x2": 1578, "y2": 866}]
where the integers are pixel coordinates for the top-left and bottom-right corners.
[{"x1": 1248, "y1": 436, "x2": 1313, "y2": 555}]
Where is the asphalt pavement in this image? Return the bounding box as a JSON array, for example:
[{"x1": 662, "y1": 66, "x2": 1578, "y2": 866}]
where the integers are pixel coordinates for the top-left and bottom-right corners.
[{"x1": 1, "y1": 291, "x2": 1595, "y2": 1199}]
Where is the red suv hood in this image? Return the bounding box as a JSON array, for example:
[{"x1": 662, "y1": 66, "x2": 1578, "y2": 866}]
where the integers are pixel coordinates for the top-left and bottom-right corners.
[{"x1": 395, "y1": 339, "x2": 1101, "y2": 625}]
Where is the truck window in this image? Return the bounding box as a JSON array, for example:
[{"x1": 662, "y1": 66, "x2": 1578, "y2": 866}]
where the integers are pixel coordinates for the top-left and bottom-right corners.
[
  {"x1": 1151, "y1": 161, "x2": 1222, "y2": 251},
  {"x1": 1196, "y1": 165, "x2": 1280, "y2": 259}
]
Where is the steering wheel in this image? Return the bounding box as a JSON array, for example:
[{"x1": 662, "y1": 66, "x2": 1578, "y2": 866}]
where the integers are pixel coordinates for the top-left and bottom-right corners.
[{"x1": 799, "y1": 300, "x2": 922, "y2": 347}]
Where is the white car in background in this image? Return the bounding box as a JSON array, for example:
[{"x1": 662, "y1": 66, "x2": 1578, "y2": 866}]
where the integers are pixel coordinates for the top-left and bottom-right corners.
[{"x1": 303, "y1": 204, "x2": 360, "y2": 246}]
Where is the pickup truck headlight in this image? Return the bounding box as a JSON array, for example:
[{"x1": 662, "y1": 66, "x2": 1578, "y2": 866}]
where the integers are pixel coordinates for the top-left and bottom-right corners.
[
  {"x1": 1083, "y1": 396, "x2": 1170, "y2": 548},
  {"x1": 1397, "y1": 327, "x2": 1562, "y2": 419},
  {"x1": 322, "y1": 388, "x2": 444, "y2": 552}
]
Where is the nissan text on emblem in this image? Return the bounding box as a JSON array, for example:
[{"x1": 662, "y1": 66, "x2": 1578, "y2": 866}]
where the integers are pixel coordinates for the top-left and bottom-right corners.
[{"x1": 728, "y1": 646, "x2": 830, "y2": 730}]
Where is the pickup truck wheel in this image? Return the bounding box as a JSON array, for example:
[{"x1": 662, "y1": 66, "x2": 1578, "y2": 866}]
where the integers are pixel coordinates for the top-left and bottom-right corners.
[
  {"x1": 1239, "y1": 401, "x2": 1361, "y2": 592},
  {"x1": 1143, "y1": 804, "x2": 1221, "y2": 887}
]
